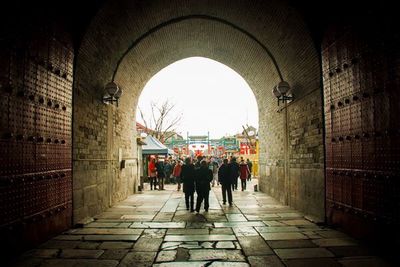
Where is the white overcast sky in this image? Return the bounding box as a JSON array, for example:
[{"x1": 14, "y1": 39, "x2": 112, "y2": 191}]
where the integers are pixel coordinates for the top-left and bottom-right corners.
[{"x1": 136, "y1": 57, "x2": 258, "y2": 139}]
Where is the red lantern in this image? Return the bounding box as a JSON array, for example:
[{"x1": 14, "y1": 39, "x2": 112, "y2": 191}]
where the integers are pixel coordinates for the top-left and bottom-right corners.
[
  {"x1": 192, "y1": 145, "x2": 196, "y2": 148},
  {"x1": 200, "y1": 145, "x2": 204, "y2": 148}
]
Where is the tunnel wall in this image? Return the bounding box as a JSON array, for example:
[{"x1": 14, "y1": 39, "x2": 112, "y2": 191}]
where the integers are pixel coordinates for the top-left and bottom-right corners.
[
  {"x1": 73, "y1": 65, "x2": 138, "y2": 224},
  {"x1": 259, "y1": 70, "x2": 325, "y2": 222},
  {"x1": 0, "y1": 25, "x2": 73, "y2": 254},
  {"x1": 323, "y1": 19, "x2": 400, "y2": 241},
  {"x1": 74, "y1": 0, "x2": 323, "y2": 223}
]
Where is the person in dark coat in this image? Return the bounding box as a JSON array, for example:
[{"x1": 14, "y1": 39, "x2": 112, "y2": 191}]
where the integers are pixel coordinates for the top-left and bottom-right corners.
[
  {"x1": 181, "y1": 157, "x2": 196, "y2": 212},
  {"x1": 246, "y1": 158, "x2": 253, "y2": 181},
  {"x1": 195, "y1": 160, "x2": 213, "y2": 213},
  {"x1": 155, "y1": 158, "x2": 165, "y2": 190},
  {"x1": 229, "y1": 157, "x2": 240, "y2": 191},
  {"x1": 218, "y1": 158, "x2": 233, "y2": 206},
  {"x1": 239, "y1": 158, "x2": 250, "y2": 191}
]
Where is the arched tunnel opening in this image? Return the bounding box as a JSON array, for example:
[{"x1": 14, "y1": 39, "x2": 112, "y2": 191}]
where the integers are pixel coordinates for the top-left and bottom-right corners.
[{"x1": 0, "y1": 0, "x2": 399, "y2": 265}]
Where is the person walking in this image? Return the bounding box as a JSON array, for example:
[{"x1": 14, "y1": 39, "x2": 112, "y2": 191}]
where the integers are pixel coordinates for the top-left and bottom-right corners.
[
  {"x1": 181, "y1": 157, "x2": 196, "y2": 212},
  {"x1": 211, "y1": 161, "x2": 219, "y2": 187},
  {"x1": 173, "y1": 160, "x2": 183, "y2": 191},
  {"x1": 164, "y1": 159, "x2": 172, "y2": 184},
  {"x1": 148, "y1": 157, "x2": 157, "y2": 190},
  {"x1": 229, "y1": 157, "x2": 240, "y2": 191},
  {"x1": 195, "y1": 160, "x2": 213, "y2": 213},
  {"x1": 246, "y1": 158, "x2": 253, "y2": 181},
  {"x1": 155, "y1": 158, "x2": 165, "y2": 190},
  {"x1": 218, "y1": 158, "x2": 233, "y2": 206},
  {"x1": 239, "y1": 158, "x2": 250, "y2": 191}
]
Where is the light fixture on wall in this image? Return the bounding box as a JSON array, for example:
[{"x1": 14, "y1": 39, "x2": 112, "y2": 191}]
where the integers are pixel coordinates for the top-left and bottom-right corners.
[
  {"x1": 272, "y1": 81, "x2": 294, "y2": 106},
  {"x1": 103, "y1": 81, "x2": 123, "y2": 106}
]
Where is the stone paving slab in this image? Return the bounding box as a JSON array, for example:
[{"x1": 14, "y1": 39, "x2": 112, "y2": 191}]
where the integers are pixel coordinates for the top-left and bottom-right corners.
[
  {"x1": 263, "y1": 221, "x2": 287, "y2": 226},
  {"x1": 245, "y1": 214, "x2": 281, "y2": 220},
  {"x1": 99, "y1": 249, "x2": 129, "y2": 260},
  {"x1": 161, "y1": 242, "x2": 182, "y2": 250},
  {"x1": 226, "y1": 214, "x2": 248, "y2": 221},
  {"x1": 186, "y1": 222, "x2": 213, "y2": 228},
  {"x1": 40, "y1": 259, "x2": 119, "y2": 267},
  {"x1": 274, "y1": 248, "x2": 335, "y2": 259},
  {"x1": 53, "y1": 235, "x2": 84, "y2": 241},
  {"x1": 277, "y1": 212, "x2": 304, "y2": 218},
  {"x1": 76, "y1": 241, "x2": 101, "y2": 249},
  {"x1": 59, "y1": 249, "x2": 104, "y2": 259},
  {"x1": 119, "y1": 251, "x2": 157, "y2": 267},
  {"x1": 315, "y1": 230, "x2": 349, "y2": 238},
  {"x1": 83, "y1": 234, "x2": 140, "y2": 241},
  {"x1": 248, "y1": 255, "x2": 285, "y2": 267},
  {"x1": 23, "y1": 249, "x2": 59, "y2": 258},
  {"x1": 208, "y1": 263, "x2": 250, "y2": 267},
  {"x1": 338, "y1": 256, "x2": 393, "y2": 267},
  {"x1": 281, "y1": 219, "x2": 315, "y2": 226},
  {"x1": 84, "y1": 222, "x2": 132, "y2": 228},
  {"x1": 189, "y1": 249, "x2": 246, "y2": 261},
  {"x1": 142, "y1": 228, "x2": 167, "y2": 238},
  {"x1": 69, "y1": 228, "x2": 143, "y2": 235},
  {"x1": 164, "y1": 234, "x2": 237, "y2": 242},
  {"x1": 284, "y1": 258, "x2": 342, "y2": 267},
  {"x1": 312, "y1": 238, "x2": 358, "y2": 247},
  {"x1": 167, "y1": 228, "x2": 209, "y2": 235},
  {"x1": 210, "y1": 227, "x2": 234, "y2": 235},
  {"x1": 327, "y1": 246, "x2": 373, "y2": 257},
  {"x1": 214, "y1": 221, "x2": 265, "y2": 228},
  {"x1": 98, "y1": 242, "x2": 134, "y2": 249},
  {"x1": 133, "y1": 237, "x2": 163, "y2": 251},
  {"x1": 267, "y1": 240, "x2": 318, "y2": 249},
  {"x1": 130, "y1": 222, "x2": 186, "y2": 228},
  {"x1": 40, "y1": 240, "x2": 81, "y2": 249},
  {"x1": 260, "y1": 232, "x2": 308, "y2": 241},
  {"x1": 232, "y1": 226, "x2": 259, "y2": 237},
  {"x1": 155, "y1": 250, "x2": 177, "y2": 262},
  {"x1": 154, "y1": 263, "x2": 250, "y2": 267},
  {"x1": 255, "y1": 226, "x2": 300, "y2": 233},
  {"x1": 238, "y1": 236, "x2": 274, "y2": 256},
  {"x1": 216, "y1": 241, "x2": 236, "y2": 249},
  {"x1": 120, "y1": 214, "x2": 155, "y2": 220},
  {"x1": 153, "y1": 212, "x2": 175, "y2": 221},
  {"x1": 152, "y1": 262, "x2": 210, "y2": 267}
]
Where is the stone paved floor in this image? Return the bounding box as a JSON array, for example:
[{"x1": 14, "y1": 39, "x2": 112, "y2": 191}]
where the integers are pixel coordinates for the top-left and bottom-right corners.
[{"x1": 14, "y1": 179, "x2": 393, "y2": 267}]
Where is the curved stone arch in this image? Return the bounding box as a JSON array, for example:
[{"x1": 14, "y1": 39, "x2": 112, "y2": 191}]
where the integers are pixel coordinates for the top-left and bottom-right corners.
[
  {"x1": 111, "y1": 14, "x2": 284, "y2": 82},
  {"x1": 73, "y1": 0, "x2": 324, "y2": 224}
]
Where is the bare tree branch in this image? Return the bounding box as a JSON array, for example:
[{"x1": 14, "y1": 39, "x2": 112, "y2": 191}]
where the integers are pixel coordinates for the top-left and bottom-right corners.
[{"x1": 138, "y1": 99, "x2": 182, "y2": 143}]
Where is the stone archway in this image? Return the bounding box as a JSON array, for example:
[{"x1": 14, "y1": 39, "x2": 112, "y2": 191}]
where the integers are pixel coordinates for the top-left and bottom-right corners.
[{"x1": 73, "y1": 0, "x2": 323, "y2": 224}]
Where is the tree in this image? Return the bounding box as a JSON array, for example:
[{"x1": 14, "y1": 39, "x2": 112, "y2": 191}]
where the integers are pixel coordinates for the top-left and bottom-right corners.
[{"x1": 138, "y1": 100, "x2": 182, "y2": 143}]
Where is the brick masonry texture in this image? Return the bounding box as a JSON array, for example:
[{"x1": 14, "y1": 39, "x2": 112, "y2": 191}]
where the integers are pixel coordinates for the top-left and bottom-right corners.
[{"x1": 74, "y1": 0, "x2": 324, "y2": 223}]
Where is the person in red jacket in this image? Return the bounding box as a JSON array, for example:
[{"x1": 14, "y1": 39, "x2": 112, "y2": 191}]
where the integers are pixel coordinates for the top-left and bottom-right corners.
[
  {"x1": 239, "y1": 158, "x2": 250, "y2": 191},
  {"x1": 148, "y1": 157, "x2": 157, "y2": 190},
  {"x1": 173, "y1": 160, "x2": 183, "y2": 191}
]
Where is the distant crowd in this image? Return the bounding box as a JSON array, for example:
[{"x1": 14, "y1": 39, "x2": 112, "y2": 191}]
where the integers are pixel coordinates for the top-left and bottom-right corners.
[{"x1": 147, "y1": 155, "x2": 253, "y2": 213}]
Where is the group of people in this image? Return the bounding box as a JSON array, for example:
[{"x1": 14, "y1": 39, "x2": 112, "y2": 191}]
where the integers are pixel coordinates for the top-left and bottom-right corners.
[
  {"x1": 147, "y1": 155, "x2": 253, "y2": 213},
  {"x1": 148, "y1": 157, "x2": 182, "y2": 190}
]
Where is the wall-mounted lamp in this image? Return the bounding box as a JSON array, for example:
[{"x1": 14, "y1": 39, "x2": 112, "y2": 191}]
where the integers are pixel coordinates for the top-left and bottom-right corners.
[
  {"x1": 103, "y1": 81, "x2": 123, "y2": 106},
  {"x1": 272, "y1": 81, "x2": 294, "y2": 106}
]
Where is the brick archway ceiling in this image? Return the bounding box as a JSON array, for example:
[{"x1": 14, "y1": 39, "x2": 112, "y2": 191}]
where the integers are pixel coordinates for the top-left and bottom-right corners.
[{"x1": 76, "y1": 0, "x2": 320, "y2": 110}]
